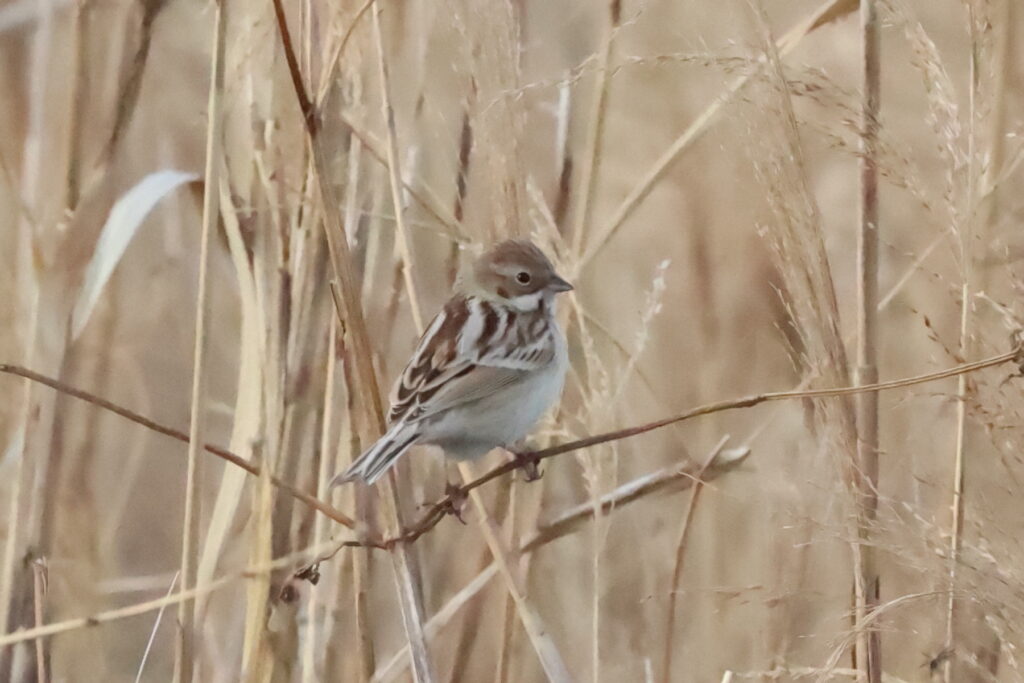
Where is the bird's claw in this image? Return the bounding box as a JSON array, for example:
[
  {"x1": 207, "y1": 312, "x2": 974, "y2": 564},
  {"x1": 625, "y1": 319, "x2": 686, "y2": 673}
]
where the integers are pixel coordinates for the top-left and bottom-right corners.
[
  {"x1": 511, "y1": 451, "x2": 543, "y2": 482},
  {"x1": 445, "y1": 481, "x2": 468, "y2": 524}
]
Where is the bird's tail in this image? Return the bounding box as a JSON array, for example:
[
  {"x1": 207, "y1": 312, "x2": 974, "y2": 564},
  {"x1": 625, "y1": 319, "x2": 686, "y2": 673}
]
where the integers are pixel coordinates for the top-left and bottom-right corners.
[{"x1": 330, "y1": 421, "x2": 420, "y2": 486}]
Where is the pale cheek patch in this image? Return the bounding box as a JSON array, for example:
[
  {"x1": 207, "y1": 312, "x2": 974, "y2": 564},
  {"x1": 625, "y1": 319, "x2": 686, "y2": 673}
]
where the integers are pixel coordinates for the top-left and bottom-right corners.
[{"x1": 510, "y1": 291, "x2": 544, "y2": 312}]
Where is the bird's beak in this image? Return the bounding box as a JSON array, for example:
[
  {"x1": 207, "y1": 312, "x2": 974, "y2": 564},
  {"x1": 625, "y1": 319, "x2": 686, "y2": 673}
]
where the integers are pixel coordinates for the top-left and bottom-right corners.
[{"x1": 548, "y1": 274, "x2": 574, "y2": 293}]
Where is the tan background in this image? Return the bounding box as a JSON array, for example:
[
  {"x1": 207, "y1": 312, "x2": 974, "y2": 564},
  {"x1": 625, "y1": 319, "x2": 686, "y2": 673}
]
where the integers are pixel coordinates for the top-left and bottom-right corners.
[{"x1": 1, "y1": 0, "x2": 1023, "y2": 681}]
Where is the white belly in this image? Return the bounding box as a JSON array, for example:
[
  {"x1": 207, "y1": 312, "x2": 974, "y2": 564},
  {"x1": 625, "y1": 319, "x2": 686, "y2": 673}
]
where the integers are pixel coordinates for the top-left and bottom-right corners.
[{"x1": 423, "y1": 332, "x2": 568, "y2": 460}]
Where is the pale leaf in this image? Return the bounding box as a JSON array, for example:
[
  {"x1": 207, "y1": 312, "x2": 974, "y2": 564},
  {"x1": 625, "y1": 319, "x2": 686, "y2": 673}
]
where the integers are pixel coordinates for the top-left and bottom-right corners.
[{"x1": 70, "y1": 170, "x2": 197, "y2": 340}]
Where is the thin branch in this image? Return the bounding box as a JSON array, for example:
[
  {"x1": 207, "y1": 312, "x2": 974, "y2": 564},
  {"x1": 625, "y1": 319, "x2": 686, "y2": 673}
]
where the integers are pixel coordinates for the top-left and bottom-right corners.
[
  {"x1": 520, "y1": 446, "x2": 749, "y2": 554},
  {"x1": 394, "y1": 346, "x2": 1018, "y2": 545},
  {"x1": 0, "y1": 443, "x2": 749, "y2": 658},
  {"x1": 0, "y1": 536, "x2": 350, "y2": 649},
  {"x1": 661, "y1": 438, "x2": 725, "y2": 683},
  {"x1": 134, "y1": 572, "x2": 179, "y2": 683},
  {"x1": 1, "y1": 345, "x2": 1019, "y2": 551},
  {"x1": 0, "y1": 363, "x2": 358, "y2": 530},
  {"x1": 370, "y1": 446, "x2": 750, "y2": 683}
]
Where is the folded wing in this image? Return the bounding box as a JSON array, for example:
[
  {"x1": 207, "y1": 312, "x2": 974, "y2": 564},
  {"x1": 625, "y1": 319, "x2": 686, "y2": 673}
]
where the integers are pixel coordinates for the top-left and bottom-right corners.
[{"x1": 389, "y1": 296, "x2": 553, "y2": 425}]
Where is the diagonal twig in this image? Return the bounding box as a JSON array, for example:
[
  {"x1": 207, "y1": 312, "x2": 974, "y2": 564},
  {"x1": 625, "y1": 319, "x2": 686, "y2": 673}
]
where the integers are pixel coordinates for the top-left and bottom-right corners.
[
  {"x1": 0, "y1": 443, "x2": 749, "y2": 657},
  {"x1": 0, "y1": 363, "x2": 359, "y2": 530},
  {"x1": 372, "y1": 443, "x2": 750, "y2": 683},
  {"x1": 1, "y1": 344, "x2": 1019, "y2": 551},
  {"x1": 394, "y1": 345, "x2": 1019, "y2": 545}
]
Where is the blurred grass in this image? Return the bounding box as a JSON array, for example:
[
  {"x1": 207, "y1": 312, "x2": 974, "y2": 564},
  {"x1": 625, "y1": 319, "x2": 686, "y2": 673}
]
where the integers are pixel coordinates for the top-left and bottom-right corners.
[{"x1": 2, "y1": 0, "x2": 1024, "y2": 681}]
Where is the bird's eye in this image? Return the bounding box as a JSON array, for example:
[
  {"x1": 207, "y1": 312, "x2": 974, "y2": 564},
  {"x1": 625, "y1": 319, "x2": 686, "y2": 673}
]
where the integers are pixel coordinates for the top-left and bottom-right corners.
[{"x1": 515, "y1": 271, "x2": 531, "y2": 284}]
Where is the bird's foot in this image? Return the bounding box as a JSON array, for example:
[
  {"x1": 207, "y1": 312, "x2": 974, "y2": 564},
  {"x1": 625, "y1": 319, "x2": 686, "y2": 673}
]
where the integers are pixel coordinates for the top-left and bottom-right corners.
[
  {"x1": 509, "y1": 449, "x2": 543, "y2": 482},
  {"x1": 445, "y1": 481, "x2": 468, "y2": 524}
]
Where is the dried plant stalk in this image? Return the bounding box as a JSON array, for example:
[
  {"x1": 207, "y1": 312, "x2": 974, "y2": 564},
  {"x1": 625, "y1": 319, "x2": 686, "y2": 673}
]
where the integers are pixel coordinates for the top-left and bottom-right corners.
[
  {"x1": 854, "y1": 0, "x2": 883, "y2": 680},
  {"x1": 569, "y1": 0, "x2": 620, "y2": 258},
  {"x1": 174, "y1": 2, "x2": 226, "y2": 679},
  {"x1": 579, "y1": 0, "x2": 858, "y2": 270},
  {"x1": 269, "y1": 0, "x2": 436, "y2": 677},
  {"x1": 457, "y1": 462, "x2": 573, "y2": 683},
  {"x1": 371, "y1": 1, "x2": 424, "y2": 331},
  {"x1": 32, "y1": 558, "x2": 47, "y2": 683},
  {"x1": 661, "y1": 439, "x2": 727, "y2": 683},
  {"x1": 6, "y1": 1, "x2": 1024, "y2": 680},
  {"x1": 943, "y1": 2, "x2": 1004, "y2": 680},
  {"x1": 746, "y1": 2, "x2": 863, "y2": 677}
]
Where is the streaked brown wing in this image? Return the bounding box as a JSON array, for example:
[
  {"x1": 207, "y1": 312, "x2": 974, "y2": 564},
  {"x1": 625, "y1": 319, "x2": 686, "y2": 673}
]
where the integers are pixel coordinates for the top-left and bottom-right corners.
[
  {"x1": 413, "y1": 363, "x2": 526, "y2": 420},
  {"x1": 387, "y1": 295, "x2": 555, "y2": 424},
  {"x1": 388, "y1": 296, "x2": 471, "y2": 423}
]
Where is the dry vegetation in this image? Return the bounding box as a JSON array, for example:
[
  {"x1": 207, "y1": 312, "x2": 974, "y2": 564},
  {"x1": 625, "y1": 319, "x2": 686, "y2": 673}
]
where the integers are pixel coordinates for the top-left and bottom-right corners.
[{"x1": 2, "y1": 0, "x2": 1024, "y2": 681}]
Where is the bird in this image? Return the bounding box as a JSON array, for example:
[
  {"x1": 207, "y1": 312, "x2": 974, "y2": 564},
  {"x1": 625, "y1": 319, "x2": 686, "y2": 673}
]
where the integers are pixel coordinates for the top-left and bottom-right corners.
[{"x1": 331, "y1": 239, "x2": 573, "y2": 485}]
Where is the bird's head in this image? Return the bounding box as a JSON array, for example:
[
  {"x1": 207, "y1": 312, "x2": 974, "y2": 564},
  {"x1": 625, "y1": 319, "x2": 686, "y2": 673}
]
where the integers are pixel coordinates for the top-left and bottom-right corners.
[{"x1": 463, "y1": 239, "x2": 573, "y2": 311}]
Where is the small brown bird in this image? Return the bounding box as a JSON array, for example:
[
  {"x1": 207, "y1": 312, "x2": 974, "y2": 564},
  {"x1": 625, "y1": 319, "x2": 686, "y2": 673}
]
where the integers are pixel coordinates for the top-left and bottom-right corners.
[{"x1": 332, "y1": 239, "x2": 573, "y2": 485}]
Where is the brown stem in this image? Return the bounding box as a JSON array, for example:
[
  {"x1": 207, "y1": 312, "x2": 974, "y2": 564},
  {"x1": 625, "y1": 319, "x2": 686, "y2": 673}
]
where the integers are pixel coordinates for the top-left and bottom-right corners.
[
  {"x1": 661, "y1": 441, "x2": 724, "y2": 682},
  {"x1": 270, "y1": 0, "x2": 316, "y2": 133},
  {"x1": 855, "y1": 0, "x2": 882, "y2": 680},
  {"x1": 0, "y1": 363, "x2": 358, "y2": 531},
  {"x1": 32, "y1": 558, "x2": 48, "y2": 683},
  {"x1": 2, "y1": 345, "x2": 1019, "y2": 552},
  {"x1": 270, "y1": 2, "x2": 434, "y2": 678},
  {"x1": 394, "y1": 346, "x2": 1019, "y2": 545}
]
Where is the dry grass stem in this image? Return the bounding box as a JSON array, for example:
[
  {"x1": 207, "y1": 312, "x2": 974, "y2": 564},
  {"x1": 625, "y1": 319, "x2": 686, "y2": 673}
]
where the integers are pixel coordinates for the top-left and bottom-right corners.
[
  {"x1": 31, "y1": 558, "x2": 47, "y2": 683},
  {"x1": 271, "y1": 2, "x2": 435, "y2": 675},
  {"x1": 134, "y1": 572, "x2": 179, "y2": 683},
  {"x1": 371, "y1": 2, "x2": 424, "y2": 332},
  {"x1": 568, "y1": 0, "x2": 620, "y2": 259},
  {"x1": 456, "y1": 461, "x2": 573, "y2": 683},
  {"x1": 1, "y1": 344, "x2": 1017, "y2": 554},
  {"x1": 173, "y1": 3, "x2": 226, "y2": 680},
  {"x1": 4, "y1": 1, "x2": 1024, "y2": 678},
  {"x1": 661, "y1": 438, "x2": 727, "y2": 683},
  {"x1": 578, "y1": 0, "x2": 857, "y2": 270},
  {"x1": 855, "y1": 0, "x2": 883, "y2": 679}
]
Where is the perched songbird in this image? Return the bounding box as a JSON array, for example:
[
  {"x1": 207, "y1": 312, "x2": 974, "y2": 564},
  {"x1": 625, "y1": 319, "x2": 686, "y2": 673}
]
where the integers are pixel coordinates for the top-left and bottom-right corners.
[{"x1": 332, "y1": 239, "x2": 573, "y2": 485}]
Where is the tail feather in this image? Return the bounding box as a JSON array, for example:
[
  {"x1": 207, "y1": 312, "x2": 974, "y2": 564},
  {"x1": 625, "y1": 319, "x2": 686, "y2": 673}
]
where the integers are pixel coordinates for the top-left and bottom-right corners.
[{"x1": 330, "y1": 422, "x2": 420, "y2": 486}]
